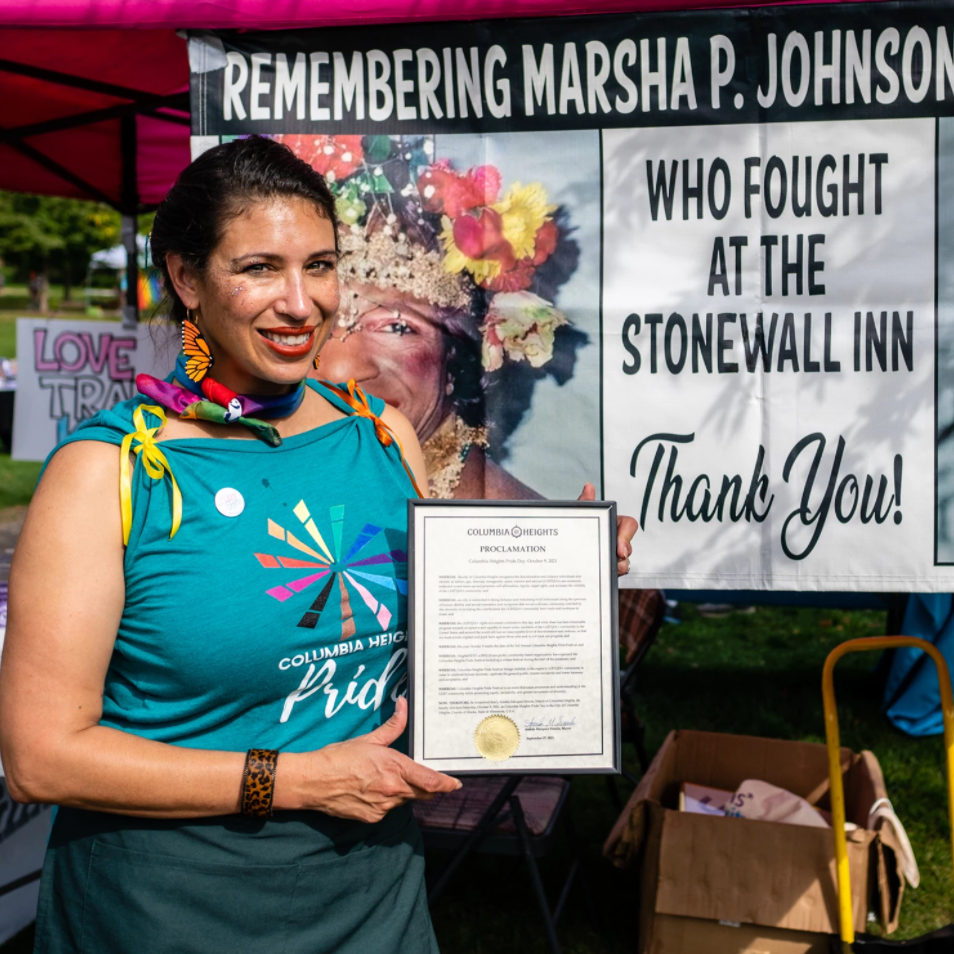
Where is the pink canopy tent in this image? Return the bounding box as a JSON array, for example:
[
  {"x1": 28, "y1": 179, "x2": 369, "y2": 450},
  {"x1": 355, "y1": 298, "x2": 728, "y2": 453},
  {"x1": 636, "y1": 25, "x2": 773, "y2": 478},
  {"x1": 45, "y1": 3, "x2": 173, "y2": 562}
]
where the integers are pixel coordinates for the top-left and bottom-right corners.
[
  {"x1": 0, "y1": 0, "x2": 868, "y2": 212},
  {"x1": 0, "y1": 26, "x2": 188, "y2": 210}
]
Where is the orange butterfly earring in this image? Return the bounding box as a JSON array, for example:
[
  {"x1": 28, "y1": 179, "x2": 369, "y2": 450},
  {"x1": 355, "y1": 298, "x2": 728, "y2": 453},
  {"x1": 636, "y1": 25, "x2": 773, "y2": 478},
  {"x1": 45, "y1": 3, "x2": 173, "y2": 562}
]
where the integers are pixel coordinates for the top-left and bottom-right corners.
[
  {"x1": 181, "y1": 311, "x2": 213, "y2": 384},
  {"x1": 180, "y1": 310, "x2": 242, "y2": 415},
  {"x1": 313, "y1": 353, "x2": 321, "y2": 372}
]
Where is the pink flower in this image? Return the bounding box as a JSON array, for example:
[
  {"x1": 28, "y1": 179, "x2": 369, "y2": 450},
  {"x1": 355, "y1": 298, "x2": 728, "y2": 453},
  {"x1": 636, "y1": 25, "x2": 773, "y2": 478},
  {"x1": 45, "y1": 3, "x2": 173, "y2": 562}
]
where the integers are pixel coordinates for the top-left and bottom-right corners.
[{"x1": 452, "y1": 208, "x2": 516, "y2": 276}]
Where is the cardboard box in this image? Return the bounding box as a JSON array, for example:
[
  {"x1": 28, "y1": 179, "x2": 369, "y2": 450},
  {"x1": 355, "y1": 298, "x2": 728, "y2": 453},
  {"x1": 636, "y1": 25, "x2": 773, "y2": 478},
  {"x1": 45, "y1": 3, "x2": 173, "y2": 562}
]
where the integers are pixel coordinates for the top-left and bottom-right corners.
[{"x1": 604, "y1": 730, "x2": 903, "y2": 954}]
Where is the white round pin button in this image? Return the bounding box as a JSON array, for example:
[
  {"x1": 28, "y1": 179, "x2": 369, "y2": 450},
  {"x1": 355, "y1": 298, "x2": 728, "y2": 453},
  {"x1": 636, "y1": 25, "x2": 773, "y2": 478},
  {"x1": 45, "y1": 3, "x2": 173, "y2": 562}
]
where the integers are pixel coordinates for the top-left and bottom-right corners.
[{"x1": 214, "y1": 487, "x2": 245, "y2": 518}]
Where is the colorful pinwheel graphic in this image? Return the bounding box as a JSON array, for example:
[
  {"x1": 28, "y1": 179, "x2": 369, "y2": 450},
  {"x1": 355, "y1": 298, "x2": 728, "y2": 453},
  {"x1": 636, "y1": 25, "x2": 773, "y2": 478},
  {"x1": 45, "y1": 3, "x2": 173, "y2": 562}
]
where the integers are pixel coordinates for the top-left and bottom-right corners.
[{"x1": 254, "y1": 499, "x2": 407, "y2": 638}]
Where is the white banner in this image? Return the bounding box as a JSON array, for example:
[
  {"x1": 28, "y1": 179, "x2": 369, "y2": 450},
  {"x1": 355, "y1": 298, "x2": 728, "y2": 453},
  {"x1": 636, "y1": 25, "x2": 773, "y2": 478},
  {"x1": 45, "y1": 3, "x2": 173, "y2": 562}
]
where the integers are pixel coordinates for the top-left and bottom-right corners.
[{"x1": 603, "y1": 118, "x2": 936, "y2": 589}]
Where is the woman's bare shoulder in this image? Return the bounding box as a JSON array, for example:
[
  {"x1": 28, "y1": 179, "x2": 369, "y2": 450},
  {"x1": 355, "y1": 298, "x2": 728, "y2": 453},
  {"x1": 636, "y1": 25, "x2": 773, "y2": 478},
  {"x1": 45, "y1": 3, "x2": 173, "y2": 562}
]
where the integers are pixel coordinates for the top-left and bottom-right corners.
[
  {"x1": 20, "y1": 439, "x2": 123, "y2": 552},
  {"x1": 38, "y1": 437, "x2": 121, "y2": 494}
]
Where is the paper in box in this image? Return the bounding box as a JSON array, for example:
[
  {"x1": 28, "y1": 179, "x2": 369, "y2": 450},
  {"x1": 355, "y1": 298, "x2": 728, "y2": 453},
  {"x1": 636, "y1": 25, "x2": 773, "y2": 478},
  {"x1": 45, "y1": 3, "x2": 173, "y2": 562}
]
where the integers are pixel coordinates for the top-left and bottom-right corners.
[
  {"x1": 604, "y1": 730, "x2": 903, "y2": 954},
  {"x1": 679, "y1": 781, "x2": 731, "y2": 816}
]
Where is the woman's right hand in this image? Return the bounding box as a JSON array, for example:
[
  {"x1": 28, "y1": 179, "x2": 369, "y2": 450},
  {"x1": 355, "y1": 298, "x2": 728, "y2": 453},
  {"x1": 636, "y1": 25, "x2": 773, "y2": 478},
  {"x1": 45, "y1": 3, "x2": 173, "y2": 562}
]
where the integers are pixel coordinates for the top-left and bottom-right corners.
[{"x1": 278, "y1": 696, "x2": 461, "y2": 823}]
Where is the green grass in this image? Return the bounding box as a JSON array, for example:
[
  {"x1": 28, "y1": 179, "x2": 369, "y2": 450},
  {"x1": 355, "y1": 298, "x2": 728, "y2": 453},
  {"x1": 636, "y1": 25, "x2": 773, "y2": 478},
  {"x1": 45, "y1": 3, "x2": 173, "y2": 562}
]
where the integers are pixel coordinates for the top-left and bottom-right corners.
[
  {"x1": 0, "y1": 310, "x2": 17, "y2": 357},
  {"x1": 0, "y1": 453, "x2": 40, "y2": 510},
  {"x1": 1, "y1": 296, "x2": 44, "y2": 502}
]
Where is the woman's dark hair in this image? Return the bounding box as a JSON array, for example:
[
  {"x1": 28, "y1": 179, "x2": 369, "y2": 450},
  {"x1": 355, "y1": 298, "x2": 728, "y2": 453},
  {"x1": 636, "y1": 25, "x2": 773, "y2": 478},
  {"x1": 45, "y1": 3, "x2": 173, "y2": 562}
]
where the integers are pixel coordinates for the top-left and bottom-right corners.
[
  {"x1": 439, "y1": 297, "x2": 587, "y2": 460},
  {"x1": 150, "y1": 135, "x2": 337, "y2": 323},
  {"x1": 439, "y1": 301, "x2": 484, "y2": 429}
]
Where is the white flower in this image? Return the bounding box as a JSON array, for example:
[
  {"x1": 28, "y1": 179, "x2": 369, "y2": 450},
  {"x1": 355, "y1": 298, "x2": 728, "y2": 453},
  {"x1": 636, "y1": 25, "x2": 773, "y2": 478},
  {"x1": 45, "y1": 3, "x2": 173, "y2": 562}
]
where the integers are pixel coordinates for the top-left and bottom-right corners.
[{"x1": 480, "y1": 291, "x2": 568, "y2": 371}]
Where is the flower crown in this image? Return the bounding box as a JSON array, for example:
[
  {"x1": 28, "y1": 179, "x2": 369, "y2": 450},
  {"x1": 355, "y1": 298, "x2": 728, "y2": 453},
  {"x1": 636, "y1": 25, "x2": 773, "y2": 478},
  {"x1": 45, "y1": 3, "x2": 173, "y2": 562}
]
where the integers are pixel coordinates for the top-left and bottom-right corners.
[{"x1": 274, "y1": 133, "x2": 569, "y2": 372}]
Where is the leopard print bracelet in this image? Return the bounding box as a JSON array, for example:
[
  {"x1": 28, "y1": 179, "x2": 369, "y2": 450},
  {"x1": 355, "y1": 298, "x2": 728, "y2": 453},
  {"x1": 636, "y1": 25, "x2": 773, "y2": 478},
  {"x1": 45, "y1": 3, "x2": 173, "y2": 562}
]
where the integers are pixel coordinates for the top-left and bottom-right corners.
[{"x1": 241, "y1": 748, "x2": 279, "y2": 817}]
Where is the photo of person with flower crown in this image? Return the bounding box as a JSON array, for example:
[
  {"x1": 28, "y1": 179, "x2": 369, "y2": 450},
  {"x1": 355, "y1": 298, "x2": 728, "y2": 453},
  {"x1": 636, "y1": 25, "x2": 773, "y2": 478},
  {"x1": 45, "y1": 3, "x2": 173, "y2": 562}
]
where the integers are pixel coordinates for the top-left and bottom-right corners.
[
  {"x1": 273, "y1": 131, "x2": 597, "y2": 501},
  {"x1": 276, "y1": 128, "x2": 663, "y2": 699}
]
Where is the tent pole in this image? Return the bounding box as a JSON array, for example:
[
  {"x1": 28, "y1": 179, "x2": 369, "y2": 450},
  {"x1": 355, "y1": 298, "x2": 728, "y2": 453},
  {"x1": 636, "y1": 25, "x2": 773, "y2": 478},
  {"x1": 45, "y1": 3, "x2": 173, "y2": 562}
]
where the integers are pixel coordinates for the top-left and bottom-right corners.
[{"x1": 120, "y1": 114, "x2": 139, "y2": 328}]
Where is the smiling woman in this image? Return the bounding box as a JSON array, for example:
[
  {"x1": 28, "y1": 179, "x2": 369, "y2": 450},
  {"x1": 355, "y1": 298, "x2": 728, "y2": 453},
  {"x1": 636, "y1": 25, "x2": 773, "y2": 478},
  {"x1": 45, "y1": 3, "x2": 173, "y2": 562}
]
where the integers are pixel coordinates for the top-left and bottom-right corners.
[{"x1": 0, "y1": 136, "x2": 460, "y2": 954}]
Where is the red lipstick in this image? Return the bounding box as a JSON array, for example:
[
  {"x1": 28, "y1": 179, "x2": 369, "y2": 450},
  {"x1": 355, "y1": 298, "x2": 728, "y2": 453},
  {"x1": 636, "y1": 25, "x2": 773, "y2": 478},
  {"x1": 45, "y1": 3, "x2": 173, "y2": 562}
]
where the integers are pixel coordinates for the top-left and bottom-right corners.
[{"x1": 258, "y1": 326, "x2": 317, "y2": 358}]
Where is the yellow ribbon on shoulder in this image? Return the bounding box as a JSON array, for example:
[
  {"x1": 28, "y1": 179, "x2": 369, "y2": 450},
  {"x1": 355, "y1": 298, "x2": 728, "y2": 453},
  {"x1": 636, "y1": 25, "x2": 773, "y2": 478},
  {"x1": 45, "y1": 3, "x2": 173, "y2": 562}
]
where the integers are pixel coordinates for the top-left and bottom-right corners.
[{"x1": 119, "y1": 403, "x2": 183, "y2": 545}]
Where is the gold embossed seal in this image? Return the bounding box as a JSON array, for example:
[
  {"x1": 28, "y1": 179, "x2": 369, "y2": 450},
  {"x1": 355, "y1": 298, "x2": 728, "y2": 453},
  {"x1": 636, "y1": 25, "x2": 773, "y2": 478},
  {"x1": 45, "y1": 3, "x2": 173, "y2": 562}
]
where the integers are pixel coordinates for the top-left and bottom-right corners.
[{"x1": 474, "y1": 714, "x2": 520, "y2": 761}]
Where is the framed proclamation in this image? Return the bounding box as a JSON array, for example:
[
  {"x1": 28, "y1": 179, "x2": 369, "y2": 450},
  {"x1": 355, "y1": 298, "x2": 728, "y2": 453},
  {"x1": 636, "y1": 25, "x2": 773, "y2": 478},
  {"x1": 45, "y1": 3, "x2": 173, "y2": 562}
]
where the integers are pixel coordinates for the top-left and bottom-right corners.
[{"x1": 407, "y1": 499, "x2": 620, "y2": 774}]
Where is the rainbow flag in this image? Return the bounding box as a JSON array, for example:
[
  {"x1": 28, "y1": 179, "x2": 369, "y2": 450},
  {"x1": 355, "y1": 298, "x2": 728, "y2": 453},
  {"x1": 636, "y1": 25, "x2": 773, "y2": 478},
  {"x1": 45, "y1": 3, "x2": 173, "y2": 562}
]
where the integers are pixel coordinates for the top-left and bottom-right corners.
[{"x1": 137, "y1": 270, "x2": 163, "y2": 311}]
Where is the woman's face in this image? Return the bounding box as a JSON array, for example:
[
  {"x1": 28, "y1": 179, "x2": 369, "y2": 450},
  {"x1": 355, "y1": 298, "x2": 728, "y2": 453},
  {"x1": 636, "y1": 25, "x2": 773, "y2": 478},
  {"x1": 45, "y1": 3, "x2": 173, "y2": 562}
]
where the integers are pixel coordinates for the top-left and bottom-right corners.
[
  {"x1": 173, "y1": 196, "x2": 340, "y2": 395},
  {"x1": 319, "y1": 284, "x2": 454, "y2": 441}
]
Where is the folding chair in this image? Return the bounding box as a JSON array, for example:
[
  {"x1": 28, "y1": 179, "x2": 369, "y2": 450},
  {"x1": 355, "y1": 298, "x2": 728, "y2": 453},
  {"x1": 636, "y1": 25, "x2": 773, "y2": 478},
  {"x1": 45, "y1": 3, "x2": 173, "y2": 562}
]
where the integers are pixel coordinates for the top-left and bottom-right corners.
[{"x1": 413, "y1": 773, "x2": 583, "y2": 954}]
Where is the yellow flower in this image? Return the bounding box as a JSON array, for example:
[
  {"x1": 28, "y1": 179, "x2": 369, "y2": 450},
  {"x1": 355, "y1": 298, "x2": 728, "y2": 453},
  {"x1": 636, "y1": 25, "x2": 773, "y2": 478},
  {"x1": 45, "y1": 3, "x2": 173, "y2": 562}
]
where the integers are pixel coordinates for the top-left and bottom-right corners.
[{"x1": 496, "y1": 183, "x2": 554, "y2": 260}]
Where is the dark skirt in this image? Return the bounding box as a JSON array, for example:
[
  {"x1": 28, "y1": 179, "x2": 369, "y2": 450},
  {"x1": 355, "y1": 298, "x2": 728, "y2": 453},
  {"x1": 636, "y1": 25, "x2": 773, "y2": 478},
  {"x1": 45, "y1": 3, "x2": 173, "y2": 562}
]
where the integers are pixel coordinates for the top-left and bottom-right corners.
[{"x1": 34, "y1": 804, "x2": 438, "y2": 954}]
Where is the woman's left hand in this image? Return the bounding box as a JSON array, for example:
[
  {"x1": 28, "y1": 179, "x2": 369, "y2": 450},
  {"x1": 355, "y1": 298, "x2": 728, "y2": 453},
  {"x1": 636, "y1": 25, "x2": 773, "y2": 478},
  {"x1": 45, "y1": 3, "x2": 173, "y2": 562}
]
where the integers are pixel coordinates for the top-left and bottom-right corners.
[{"x1": 577, "y1": 483, "x2": 637, "y2": 576}]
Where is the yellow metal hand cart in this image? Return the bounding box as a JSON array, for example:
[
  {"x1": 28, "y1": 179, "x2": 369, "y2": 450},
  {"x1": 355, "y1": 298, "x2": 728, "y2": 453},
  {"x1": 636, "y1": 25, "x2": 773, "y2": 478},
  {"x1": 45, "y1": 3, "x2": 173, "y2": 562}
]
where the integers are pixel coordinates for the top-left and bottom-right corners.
[{"x1": 824, "y1": 636, "x2": 954, "y2": 952}]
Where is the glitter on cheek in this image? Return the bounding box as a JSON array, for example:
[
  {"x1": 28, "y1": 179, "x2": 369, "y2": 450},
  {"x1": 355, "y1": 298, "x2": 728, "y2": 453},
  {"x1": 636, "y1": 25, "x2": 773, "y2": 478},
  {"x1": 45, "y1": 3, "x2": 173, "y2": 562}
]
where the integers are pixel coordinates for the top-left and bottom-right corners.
[{"x1": 231, "y1": 284, "x2": 244, "y2": 297}]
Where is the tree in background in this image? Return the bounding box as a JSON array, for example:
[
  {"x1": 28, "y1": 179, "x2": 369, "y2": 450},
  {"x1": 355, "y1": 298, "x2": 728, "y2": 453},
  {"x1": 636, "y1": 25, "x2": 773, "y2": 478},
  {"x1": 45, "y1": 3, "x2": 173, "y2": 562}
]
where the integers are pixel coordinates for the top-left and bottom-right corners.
[{"x1": 0, "y1": 192, "x2": 120, "y2": 301}]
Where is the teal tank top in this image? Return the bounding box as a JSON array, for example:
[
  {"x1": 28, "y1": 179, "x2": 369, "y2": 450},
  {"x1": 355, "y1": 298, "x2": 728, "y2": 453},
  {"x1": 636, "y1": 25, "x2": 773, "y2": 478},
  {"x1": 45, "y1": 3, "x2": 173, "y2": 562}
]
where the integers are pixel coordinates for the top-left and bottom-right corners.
[{"x1": 55, "y1": 380, "x2": 417, "y2": 753}]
